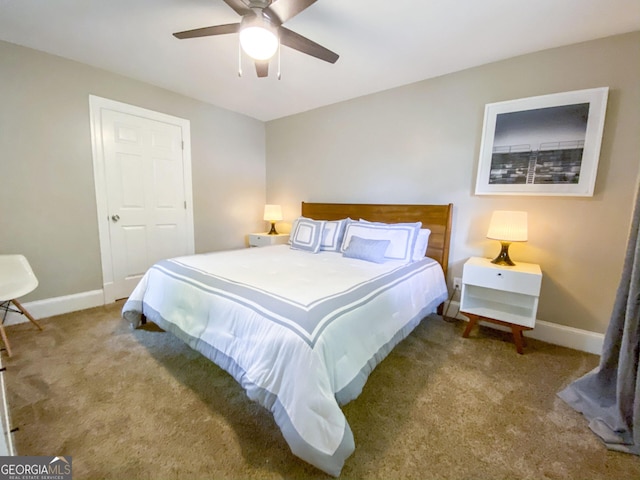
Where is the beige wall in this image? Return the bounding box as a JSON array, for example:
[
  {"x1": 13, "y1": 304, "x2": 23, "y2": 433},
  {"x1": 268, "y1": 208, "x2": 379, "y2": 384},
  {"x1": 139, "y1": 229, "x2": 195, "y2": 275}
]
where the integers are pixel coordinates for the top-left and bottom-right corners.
[
  {"x1": 2, "y1": 32, "x2": 638, "y2": 335},
  {"x1": 0, "y1": 41, "x2": 266, "y2": 302},
  {"x1": 266, "y1": 32, "x2": 640, "y2": 334}
]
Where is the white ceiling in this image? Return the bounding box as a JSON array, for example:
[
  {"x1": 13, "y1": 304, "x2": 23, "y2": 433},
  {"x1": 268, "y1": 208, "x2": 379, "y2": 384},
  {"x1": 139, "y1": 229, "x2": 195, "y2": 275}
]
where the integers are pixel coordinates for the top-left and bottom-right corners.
[{"x1": 1, "y1": 0, "x2": 638, "y2": 121}]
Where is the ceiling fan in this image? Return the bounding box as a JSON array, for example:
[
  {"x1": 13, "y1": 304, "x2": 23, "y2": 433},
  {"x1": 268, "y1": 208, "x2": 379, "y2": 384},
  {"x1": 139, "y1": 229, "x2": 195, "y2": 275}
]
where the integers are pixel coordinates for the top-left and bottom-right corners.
[{"x1": 173, "y1": 0, "x2": 339, "y2": 78}]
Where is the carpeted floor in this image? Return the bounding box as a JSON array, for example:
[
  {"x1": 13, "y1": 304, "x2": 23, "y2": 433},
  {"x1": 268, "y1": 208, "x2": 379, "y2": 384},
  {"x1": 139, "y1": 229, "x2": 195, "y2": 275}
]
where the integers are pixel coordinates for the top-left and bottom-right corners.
[{"x1": 3, "y1": 302, "x2": 639, "y2": 479}]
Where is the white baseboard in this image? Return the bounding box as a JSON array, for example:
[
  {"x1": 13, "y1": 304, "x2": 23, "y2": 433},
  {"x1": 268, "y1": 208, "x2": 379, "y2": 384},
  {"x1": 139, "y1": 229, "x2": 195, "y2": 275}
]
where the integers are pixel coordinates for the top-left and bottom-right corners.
[
  {"x1": 443, "y1": 300, "x2": 604, "y2": 355},
  {"x1": 3, "y1": 290, "x2": 105, "y2": 326}
]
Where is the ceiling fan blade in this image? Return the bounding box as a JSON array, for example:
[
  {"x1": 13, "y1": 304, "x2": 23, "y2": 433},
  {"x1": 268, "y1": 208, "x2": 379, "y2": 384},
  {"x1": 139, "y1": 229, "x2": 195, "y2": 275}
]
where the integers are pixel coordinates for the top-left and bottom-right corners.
[
  {"x1": 173, "y1": 23, "x2": 240, "y2": 39},
  {"x1": 279, "y1": 27, "x2": 339, "y2": 64},
  {"x1": 222, "y1": 0, "x2": 253, "y2": 16},
  {"x1": 265, "y1": 0, "x2": 317, "y2": 24},
  {"x1": 255, "y1": 61, "x2": 269, "y2": 78}
]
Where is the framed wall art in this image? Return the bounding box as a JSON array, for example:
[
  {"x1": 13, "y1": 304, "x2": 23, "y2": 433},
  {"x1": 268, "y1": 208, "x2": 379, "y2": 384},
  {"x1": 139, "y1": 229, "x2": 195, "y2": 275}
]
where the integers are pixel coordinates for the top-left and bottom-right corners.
[{"x1": 475, "y1": 87, "x2": 609, "y2": 196}]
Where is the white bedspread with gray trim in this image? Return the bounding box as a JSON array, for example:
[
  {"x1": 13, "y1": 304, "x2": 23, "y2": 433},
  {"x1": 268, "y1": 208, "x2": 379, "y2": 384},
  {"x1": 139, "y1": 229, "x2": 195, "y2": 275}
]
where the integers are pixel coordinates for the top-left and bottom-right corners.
[{"x1": 122, "y1": 245, "x2": 447, "y2": 476}]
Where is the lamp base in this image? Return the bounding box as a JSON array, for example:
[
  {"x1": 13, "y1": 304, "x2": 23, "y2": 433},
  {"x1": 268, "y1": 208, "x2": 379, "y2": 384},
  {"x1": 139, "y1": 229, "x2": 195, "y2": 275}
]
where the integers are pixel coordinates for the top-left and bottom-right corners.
[
  {"x1": 491, "y1": 242, "x2": 516, "y2": 266},
  {"x1": 268, "y1": 222, "x2": 279, "y2": 235}
]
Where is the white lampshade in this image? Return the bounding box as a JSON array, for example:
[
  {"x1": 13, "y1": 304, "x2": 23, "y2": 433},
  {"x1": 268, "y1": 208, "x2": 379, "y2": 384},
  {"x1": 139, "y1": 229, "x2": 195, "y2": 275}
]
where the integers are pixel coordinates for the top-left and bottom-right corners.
[
  {"x1": 239, "y1": 15, "x2": 278, "y2": 61},
  {"x1": 263, "y1": 204, "x2": 283, "y2": 222},
  {"x1": 487, "y1": 211, "x2": 528, "y2": 242}
]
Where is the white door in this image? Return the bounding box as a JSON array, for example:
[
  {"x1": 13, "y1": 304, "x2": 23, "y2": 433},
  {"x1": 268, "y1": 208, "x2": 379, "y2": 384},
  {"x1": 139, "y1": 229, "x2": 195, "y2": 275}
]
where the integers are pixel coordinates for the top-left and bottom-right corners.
[{"x1": 90, "y1": 96, "x2": 194, "y2": 302}]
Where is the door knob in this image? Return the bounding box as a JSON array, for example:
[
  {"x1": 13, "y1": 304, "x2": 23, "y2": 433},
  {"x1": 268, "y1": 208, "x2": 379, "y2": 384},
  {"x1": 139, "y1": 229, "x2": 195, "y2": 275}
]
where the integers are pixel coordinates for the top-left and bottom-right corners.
[{"x1": 111, "y1": 214, "x2": 120, "y2": 222}]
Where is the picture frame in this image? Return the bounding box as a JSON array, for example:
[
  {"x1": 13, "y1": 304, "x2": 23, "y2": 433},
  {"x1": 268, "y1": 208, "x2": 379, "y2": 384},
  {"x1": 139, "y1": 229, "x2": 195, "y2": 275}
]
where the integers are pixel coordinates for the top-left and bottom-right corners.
[{"x1": 475, "y1": 87, "x2": 609, "y2": 196}]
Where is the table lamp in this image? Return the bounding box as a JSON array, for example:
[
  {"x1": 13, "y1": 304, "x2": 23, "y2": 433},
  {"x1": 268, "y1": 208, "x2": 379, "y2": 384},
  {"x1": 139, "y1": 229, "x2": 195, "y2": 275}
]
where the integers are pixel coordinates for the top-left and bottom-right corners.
[
  {"x1": 263, "y1": 204, "x2": 283, "y2": 235},
  {"x1": 486, "y1": 211, "x2": 528, "y2": 266}
]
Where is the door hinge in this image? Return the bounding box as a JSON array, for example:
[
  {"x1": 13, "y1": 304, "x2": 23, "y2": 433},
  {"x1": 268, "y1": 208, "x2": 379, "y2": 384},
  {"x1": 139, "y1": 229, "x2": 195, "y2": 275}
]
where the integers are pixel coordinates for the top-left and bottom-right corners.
[
  {"x1": 184, "y1": 200, "x2": 187, "y2": 209},
  {"x1": 181, "y1": 140, "x2": 184, "y2": 150}
]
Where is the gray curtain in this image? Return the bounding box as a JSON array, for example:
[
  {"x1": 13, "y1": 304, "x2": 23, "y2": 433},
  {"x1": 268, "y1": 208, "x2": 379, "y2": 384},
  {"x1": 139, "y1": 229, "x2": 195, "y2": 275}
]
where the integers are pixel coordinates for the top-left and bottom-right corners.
[{"x1": 558, "y1": 181, "x2": 640, "y2": 455}]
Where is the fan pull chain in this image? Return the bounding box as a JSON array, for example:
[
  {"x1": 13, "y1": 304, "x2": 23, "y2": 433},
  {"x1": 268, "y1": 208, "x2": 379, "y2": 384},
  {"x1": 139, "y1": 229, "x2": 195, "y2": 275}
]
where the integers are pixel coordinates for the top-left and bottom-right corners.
[
  {"x1": 277, "y1": 38, "x2": 281, "y2": 80},
  {"x1": 238, "y1": 40, "x2": 243, "y2": 77}
]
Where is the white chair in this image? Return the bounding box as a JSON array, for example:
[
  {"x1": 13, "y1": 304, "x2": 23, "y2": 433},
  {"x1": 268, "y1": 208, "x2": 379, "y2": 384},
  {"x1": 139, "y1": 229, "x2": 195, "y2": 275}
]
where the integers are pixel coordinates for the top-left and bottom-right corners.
[{"x1": 0, "y1": 255, "x2": 43, "y2": 357}]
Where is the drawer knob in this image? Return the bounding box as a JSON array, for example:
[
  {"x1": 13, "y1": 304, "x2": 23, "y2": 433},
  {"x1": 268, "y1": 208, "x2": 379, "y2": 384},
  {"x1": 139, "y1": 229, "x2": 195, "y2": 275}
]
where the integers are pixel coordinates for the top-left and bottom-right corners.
[{"x1": 497, "y1": 273, "x2": 502, "y2": 277}]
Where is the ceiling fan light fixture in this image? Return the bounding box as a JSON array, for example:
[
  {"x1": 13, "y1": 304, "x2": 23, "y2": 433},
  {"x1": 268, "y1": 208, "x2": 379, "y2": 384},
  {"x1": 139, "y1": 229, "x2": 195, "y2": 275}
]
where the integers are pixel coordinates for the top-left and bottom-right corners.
[
  {"x1": 239, "y1": 15, "x2": 278, "y2": 61},
  {"x1": 174, "y1": 0, "x2": 339, "y2": 77}
]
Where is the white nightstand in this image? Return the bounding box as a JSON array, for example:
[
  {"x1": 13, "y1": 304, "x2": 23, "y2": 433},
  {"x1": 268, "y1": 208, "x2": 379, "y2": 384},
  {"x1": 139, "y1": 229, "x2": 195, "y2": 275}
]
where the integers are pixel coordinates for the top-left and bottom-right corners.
[
  {"x1": 248, "y1": 233, "x2": 289, "y2": 247},
  {"x1": 460, "y1": 256, "x2": 542, "y2": 354}
]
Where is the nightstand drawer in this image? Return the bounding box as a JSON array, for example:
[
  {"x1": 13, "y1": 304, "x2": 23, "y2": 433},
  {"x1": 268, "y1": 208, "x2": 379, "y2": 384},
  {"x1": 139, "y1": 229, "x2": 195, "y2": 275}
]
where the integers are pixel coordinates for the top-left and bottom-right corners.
[
  {"x1": 251, "y1": 234, "x2": 274, "y2": 247},
  {"x1": 463, "y1": 262, "x2": 541, "y2": 296},
  {"x1": 248, "y1": 233, "x2": 289, "y2": 247}
]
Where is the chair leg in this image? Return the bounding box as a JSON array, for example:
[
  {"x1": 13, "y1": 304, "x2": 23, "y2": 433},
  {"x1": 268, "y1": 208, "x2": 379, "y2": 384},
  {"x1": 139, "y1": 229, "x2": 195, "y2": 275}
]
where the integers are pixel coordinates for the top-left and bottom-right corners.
[
  {"x1": 10, "y1": 299, "x2": 43, "y2": 331},
  {"x1": 0, "y1": 324, "x2": 12, "y2": 357}
]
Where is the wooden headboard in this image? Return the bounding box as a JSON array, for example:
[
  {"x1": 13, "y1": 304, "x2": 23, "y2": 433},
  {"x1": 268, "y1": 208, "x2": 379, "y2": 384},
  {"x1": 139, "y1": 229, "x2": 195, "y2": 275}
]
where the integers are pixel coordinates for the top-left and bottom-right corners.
[{"x1": 301, "y1": 202, "x2": 453, "y2": 278}]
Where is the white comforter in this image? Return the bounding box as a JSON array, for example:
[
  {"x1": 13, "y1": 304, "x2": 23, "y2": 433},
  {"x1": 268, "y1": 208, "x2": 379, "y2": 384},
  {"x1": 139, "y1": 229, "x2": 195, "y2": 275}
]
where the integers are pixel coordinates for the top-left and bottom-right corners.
[{"x1": 122, "y1": 245, "x2": 447, "y2": 475}]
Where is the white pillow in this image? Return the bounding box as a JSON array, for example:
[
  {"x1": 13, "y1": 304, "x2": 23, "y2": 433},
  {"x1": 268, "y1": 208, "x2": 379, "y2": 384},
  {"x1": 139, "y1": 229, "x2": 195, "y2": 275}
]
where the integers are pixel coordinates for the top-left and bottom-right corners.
[
  {"x1": 341, "y1": 219, "x2": 421, "y2": 263},
  {"x1": 412, "y1": 229, "x2": 431, "y2": 261},
  {"x1": 290, "y1": 218, "x2": 326, "y2": 253},
  {"x1": 288, "y1": 217, "x2": 301, "y2": 244},
  {"x1": 356, "y1": 219, "x2": 428, "y2": 262},
  {"x1": 320, "y1": 218, "x2": 348, "y2": 252},
  {"x1": 290, "y1": 216, "x2": 348, "y2": 252}
]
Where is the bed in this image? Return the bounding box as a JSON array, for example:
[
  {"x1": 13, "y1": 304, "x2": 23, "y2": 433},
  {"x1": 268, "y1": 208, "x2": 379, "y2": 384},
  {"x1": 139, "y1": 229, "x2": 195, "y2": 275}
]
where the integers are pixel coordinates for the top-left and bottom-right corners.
[{"x1": 122, "y1": 202, "x2": 453, "y2": 476}]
